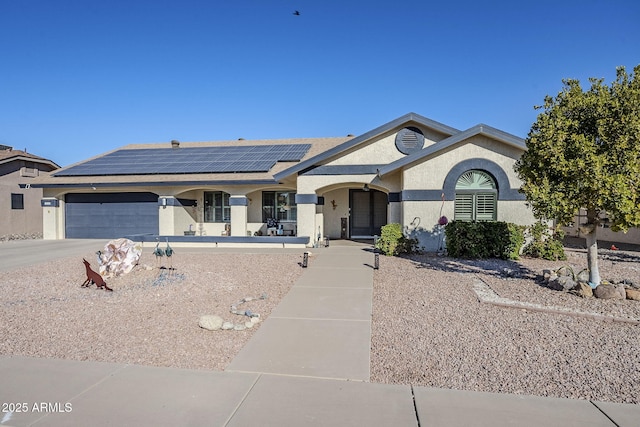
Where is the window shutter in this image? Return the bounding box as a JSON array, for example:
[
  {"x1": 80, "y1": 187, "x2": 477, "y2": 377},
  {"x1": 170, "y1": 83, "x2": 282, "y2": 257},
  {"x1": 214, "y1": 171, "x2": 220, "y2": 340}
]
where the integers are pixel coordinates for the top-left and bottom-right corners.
[
  {"x1": 475, "y1": 192, "x2": 496, "y2": 221},
  {"x1": 454, "y1": 193, "x2": 474, "y2": 221}
]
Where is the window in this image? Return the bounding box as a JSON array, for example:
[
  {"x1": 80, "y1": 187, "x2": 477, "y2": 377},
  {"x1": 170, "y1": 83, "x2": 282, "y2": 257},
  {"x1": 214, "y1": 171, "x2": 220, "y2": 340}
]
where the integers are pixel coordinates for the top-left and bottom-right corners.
[
  {"x1": 262, "y1": 191, "x2": 297, "y2": 222},
  {"x1": 454, "y1": 170, "x2": 497, "y2": 221},
  {"x1": 204, "y1": 191, "x2": 230, "y2": 222},
  {"x1": 11, "y1": 193, "x2": 24, "y2": 210}
]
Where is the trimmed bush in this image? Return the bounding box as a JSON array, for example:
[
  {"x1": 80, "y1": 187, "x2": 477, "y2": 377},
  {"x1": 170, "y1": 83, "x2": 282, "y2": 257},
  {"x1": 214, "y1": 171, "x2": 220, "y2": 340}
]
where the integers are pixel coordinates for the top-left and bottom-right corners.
[
  {"x1": 444, "y1": 220, "x2": 525, "y2": 260},
  {"x1": 522, "y1": 222, "x2": 567, "y2": 260},
  {"x1": 376, "y1": 223, "x2": 419, "y2": 256}
]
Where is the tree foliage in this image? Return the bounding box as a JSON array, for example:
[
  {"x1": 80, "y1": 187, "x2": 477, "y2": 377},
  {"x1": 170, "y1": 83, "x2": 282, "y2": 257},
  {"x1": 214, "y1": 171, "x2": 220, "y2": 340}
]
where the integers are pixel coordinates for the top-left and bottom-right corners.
[{"x1": 515, "y1": 65, "x2": 640, "y2": 283}]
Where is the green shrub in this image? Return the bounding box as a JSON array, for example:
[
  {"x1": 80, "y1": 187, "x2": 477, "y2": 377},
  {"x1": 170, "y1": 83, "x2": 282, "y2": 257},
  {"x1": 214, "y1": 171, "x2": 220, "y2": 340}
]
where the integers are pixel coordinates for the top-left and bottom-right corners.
[
  {"x1": 376, "y1": 223, "x2": 419, "y2": 256},
  {"x1": 444, "y1": 220, "x2": 525, "y2": 260},
  {"x1": 522, "y1": 222, "x2": 567, "y2": 260}
]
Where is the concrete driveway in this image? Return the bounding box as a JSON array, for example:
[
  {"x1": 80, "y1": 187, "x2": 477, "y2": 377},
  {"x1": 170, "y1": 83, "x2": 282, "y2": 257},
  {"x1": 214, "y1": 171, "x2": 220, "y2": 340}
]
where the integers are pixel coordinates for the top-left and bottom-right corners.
[{"x1": 0, "y1": 239, "x2": 107, "y2": 272}]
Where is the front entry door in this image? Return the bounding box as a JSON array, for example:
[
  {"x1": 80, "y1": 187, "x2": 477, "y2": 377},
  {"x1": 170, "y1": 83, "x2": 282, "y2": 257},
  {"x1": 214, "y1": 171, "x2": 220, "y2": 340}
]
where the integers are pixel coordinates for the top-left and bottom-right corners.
[{"x1": 349, "y1": 189, "x2": 387, "y2": 238}]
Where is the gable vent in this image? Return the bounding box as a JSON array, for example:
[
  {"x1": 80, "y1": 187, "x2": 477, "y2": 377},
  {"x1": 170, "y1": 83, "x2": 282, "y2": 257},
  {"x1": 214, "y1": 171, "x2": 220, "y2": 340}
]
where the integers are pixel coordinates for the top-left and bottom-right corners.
[{"x1": 395, "y1": 126, "x2": 425, "y2": 154}]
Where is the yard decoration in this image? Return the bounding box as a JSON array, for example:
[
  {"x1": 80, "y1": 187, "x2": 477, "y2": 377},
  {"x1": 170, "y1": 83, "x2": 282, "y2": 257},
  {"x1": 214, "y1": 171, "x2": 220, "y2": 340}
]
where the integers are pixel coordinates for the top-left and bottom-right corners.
[
  {"x1": 153, "y1": 240, "x2": 165, "y2": 267},
  {"x1": 81, "y1": 258, "x2": 113, "y2": 291},
  {"x1": 515, "y1": 65, "x2": 640, "y2": 285},
  {"x1": 97, "y1": 238, "x2": 142, "y2": 278}
]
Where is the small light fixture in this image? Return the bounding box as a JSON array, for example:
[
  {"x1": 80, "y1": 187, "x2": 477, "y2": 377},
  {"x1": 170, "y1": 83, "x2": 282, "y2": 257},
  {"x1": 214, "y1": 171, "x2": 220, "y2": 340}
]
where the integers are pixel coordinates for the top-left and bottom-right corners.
[{"x1": 363, "y1": 184, "x2": 370, "y2": 192}]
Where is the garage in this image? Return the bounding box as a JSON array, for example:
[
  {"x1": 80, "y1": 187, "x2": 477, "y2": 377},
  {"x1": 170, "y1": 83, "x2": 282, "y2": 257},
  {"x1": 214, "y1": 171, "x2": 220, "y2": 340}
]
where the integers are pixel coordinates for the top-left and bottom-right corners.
[{"x1": 65, "y1": 192, "x2": 159, "y2": 239}]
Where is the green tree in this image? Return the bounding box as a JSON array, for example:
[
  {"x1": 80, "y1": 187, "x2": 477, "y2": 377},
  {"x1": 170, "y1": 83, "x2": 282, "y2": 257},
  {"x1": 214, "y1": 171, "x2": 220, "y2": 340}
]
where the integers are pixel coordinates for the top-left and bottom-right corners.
[{"x1": 515, "y1": 65, "x2": 640, "y2": 285}]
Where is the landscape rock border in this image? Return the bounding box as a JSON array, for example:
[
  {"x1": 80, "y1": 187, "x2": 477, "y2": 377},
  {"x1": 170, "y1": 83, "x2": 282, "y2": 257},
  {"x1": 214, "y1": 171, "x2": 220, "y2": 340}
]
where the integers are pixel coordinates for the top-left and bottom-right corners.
[
  {"x1": 198, "y1": 294, "x2": 267, "y2": 332},
  {"x1": 472, "y1": 278, "x2": 640, "y2": 325}
]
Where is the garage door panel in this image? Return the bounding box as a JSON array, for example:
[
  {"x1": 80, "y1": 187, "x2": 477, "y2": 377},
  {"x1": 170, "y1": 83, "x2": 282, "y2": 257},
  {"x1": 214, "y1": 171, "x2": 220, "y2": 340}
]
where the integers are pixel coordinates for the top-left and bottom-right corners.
[{"x1": 65, "y1": 193, "x2": 159, "y2": 239}]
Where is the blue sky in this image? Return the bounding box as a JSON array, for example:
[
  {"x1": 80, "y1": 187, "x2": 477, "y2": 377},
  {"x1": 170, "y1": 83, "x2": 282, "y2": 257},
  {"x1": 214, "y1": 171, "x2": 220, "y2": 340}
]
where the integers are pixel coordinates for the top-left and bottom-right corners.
[{"x1": 1, "y1": 0, "x2": 639, "y2": 167}]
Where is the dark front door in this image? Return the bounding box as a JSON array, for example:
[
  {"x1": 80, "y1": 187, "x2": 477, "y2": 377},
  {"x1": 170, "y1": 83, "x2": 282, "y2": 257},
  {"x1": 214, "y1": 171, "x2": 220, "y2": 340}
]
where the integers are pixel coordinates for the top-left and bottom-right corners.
[{"x1": 349, "y1": 189, "x2": 387, "y2": 238}]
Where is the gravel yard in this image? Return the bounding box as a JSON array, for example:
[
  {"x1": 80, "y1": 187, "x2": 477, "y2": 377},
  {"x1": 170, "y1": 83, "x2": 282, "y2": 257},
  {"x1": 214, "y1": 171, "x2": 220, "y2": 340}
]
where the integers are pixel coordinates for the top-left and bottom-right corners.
[
  {"x1": 0, "y1": 251, "x2": 304, "y2": 371},
  {"x1": 371, "y1": 247, "x2": 640, "y2": 404},
  {"x1": 1, "y1": 243, "x2": 638, "y2": 404}
]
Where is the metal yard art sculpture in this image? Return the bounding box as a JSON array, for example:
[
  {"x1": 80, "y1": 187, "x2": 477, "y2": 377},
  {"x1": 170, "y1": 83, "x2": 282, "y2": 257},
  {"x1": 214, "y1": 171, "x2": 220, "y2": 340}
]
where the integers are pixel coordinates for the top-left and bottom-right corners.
[{"x1": 81, "y1": 258, "x2": 113, "y2": 291}]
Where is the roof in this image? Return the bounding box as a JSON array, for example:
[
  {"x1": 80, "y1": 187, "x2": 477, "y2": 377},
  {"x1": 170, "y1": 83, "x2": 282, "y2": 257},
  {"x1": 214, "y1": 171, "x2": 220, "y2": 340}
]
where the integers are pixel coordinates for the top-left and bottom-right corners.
[
  {"x1": 23, "y1": 113, "x2": 526, "y2": 189},
  {"x1": 273, "y1": 112, "x2": 460, "y2": 181},
  {"x1": 377, "y1": 123, "x2": 526, "y2": 177},
  {"x1": 29, "y1": 137, "x2": 350, "y2": 188},
  {"x1": 0, "y1": 148, "x2": 60, "y2": 169}
]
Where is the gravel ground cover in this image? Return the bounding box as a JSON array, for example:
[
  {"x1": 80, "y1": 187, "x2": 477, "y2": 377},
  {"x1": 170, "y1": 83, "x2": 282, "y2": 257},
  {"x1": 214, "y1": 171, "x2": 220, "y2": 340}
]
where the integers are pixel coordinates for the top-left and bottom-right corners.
[
  {"x1": 370, "y1": 247, "x2": 640, "y2": 404},
  {"x1": 1, "y1": 243, "x2": 638, "y2": 404},
  {"x1": 0, "y1": 251, "x2": 304, "y2": 371}
]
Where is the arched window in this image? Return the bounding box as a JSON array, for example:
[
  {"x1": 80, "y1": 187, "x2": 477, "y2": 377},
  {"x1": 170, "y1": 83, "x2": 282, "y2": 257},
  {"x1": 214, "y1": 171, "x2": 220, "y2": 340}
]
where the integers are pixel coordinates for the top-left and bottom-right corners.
[{"x1": 454, "y1": 170, "x2": 497, "y2": 221}]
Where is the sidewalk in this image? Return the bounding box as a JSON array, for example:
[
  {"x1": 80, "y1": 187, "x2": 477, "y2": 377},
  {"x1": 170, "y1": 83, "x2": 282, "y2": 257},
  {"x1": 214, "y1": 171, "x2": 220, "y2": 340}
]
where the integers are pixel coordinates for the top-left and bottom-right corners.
[{"x1": 1, "y1": 241, "x2": 639, "y2": 426}]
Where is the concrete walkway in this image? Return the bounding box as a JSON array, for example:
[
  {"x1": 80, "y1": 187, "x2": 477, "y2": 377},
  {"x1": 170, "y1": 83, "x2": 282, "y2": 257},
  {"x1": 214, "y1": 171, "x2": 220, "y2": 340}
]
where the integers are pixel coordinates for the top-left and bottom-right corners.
[
  {"x1": 226, "y1": 242, "x2": 373, "y2": 380},
  {"x1": 1, "y1": 240, "x2": 639, "y2": 426}
]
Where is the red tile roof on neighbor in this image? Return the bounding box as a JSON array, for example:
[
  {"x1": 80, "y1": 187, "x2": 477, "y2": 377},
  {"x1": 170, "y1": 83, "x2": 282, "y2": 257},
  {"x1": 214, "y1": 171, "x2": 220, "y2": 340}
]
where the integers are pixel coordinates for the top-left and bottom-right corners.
[{"x1": 0, "y1": 146, "x2": 60, "y2": 168}]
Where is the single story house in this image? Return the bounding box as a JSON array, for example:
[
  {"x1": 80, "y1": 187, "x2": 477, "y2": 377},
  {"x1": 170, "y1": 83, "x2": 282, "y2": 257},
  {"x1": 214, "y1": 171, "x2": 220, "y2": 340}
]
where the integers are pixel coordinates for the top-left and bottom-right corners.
[
  {"x1": 0, "y1": 145, "x2": 59, "y2": 238},
  {"x1": 25, "y1": 113, "x2": 539, "y2": 250}
]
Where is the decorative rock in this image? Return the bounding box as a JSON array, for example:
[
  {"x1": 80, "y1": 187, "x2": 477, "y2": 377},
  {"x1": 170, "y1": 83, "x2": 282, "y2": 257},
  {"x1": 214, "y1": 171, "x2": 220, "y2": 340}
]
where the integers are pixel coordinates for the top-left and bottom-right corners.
[
  {"x1": 548, "y1": 276, "x2": 576, "y2": 292},
  {"x1": 594, "y1": 283, "x2": 626, "y2": 300},
  {"x1": 575, "y1": 269, "x2": 590, "y2": 283},
  {"x1": 625, "y1": 288, "x2": 640, "y2": 301},
  {"x1": 198, "y1": 315, "x2": 223, "y2": 331},
  {"x1": 555, "y1": 266, "x2": 575, "y2": 278},
  {"x1": 221, "y1": 322, "x2": 234, "y2": 330},
  {"x1": 233, "y1": 324, "x2": 246, "y2": 331},
  {"x1": 245, "y1": 321, "x2": 254, "y2": 329},
  {"x1": 250, "y1": 317, "x2": 261, "y2": 324},
  {"x1": 571, "y1": 282, "x2": 593, "y2": 298}
]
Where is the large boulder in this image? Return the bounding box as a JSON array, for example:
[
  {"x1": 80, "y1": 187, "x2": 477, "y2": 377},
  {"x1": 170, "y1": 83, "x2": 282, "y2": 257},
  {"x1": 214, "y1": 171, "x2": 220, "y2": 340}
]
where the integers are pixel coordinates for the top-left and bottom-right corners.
[
  {"x1": 594, "y1": 283, "x2": 626, "y2": 300},
  {"x1": 199, "y1": 315, "x2": 224, "y2": 331},
  {"x1": 98, "y1": 238, "x2": 142, "y2": 278}
]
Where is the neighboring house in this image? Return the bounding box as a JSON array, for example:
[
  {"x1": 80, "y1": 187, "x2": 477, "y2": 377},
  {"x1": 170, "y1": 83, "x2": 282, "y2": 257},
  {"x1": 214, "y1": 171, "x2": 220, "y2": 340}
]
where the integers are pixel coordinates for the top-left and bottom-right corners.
[
  {"x1": 0, "y1": 145, "x2": 59, "y2": 238},
  {"x1": 563, "y1": 209, "x2": 640, "y2": 248},
  {"x1": 26, "y1": 113, "x2": 539, "y2": 250}
]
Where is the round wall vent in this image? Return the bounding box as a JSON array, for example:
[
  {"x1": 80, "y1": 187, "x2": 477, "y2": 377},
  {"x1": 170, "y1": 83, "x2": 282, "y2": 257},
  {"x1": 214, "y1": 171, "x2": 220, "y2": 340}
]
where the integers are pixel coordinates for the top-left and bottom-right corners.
[{"x1": 395, "y1": 127, "x2": 425, "y2": 154}]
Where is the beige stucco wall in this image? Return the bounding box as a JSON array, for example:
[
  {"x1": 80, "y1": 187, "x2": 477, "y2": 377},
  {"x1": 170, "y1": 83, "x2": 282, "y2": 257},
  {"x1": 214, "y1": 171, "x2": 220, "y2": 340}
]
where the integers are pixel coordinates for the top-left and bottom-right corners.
[
  {"x1": 320, "y1": 188, "x2": 351, "y2": 239},
  {"x1": 326, "y1": 134, "x2": 405, "y2": 166},
  {"x1": 396, "y1": 136, "x2": 536, "y2": 251},
  {"x1": 325, "y1": 128, "x2": 447, "y2": 167},
  {"x1": 0, "y1": 170, "x2": 45, "y2": 237},
  {"x1": 402, "y1": 136, "x2": 523, "y2": 190}
]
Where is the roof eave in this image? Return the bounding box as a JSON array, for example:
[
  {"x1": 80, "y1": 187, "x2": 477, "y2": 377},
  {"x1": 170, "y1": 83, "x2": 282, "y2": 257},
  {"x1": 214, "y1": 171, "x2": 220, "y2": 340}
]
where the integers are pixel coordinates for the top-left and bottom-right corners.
[
  {"x1": 0, "y1": 155, "x2": 60, "y2": 169},
  {"x1": 20, "y1": 178, "x2": 281, "y2": 189}
]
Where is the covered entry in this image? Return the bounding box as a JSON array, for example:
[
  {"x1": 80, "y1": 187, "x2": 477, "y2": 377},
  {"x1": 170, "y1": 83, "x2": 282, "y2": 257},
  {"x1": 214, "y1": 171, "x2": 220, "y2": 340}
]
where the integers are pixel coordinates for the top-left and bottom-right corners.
[
  {"x1": 65, "y1": 192, "x2": 159, "y2": 239},
  {"x1": 349, "y1": 189, "x2": 387, "y2": 238}
]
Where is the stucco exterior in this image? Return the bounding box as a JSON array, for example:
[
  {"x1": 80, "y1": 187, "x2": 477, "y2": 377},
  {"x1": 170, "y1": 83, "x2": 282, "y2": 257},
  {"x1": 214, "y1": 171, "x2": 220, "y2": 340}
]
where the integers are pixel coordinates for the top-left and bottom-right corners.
[
  {"x1": 0, "y1": 147, "x2": 59, "y2": 238},
  {"x1": 30, "y1": 112, "x2": 617, "y2": 250}
]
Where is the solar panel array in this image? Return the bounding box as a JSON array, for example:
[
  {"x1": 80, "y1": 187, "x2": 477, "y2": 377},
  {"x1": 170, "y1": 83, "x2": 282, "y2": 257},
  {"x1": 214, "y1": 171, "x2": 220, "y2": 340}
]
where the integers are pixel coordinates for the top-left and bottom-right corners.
[{"x1": 55, "y1": 144, "x2": 312, "y2": 176}]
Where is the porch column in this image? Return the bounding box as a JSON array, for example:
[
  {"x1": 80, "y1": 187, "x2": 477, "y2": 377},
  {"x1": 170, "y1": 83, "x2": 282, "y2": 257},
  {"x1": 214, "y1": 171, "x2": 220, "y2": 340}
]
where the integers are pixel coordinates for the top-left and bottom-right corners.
[
  {"x1": 229, "y1": 196, "x2": 248, "y2": 236},
  {"x1": 388, "y1": 192, "x2": 402, "y2": 224},
  {"x1": 158, "y1": 196, "x2": 175, "y2": 235},
  {"x1": 295, "y1": 193, "x2": 318, "y2": 247}
]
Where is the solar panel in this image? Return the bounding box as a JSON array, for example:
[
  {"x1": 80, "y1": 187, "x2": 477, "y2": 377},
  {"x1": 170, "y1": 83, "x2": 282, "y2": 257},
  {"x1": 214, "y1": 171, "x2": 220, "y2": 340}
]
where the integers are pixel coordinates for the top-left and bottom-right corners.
[{"x1": 54, "y1": 144, "x2": 311, "y2": 176}]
